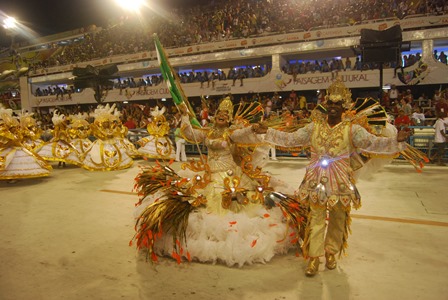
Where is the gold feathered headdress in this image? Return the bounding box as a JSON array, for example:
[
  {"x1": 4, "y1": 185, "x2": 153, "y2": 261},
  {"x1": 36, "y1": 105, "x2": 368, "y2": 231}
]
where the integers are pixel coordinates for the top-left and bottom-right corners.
[
  {"x1": 325, "y1": 77, "x2": 352, "y2": 109},
  {"x1": 51, "y1": 109, "x2": 67, "y2": 125},
  {"x1": 91, "y1": 104, "x2": 116, "y2": 123},
  {"x1": 217, "y1": 96, "x2": 234, "y2": 121},
  {"x1": 69, "y1": 112, "x2": 89, "y2": 128},
  {"x1": 0, "y1": 106, "x2": 19, "y2": 128}
]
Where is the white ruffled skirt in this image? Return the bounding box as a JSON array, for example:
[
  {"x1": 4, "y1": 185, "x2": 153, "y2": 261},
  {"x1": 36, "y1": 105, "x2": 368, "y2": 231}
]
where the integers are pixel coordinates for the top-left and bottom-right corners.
[{"x1": 0, "y1": 147, "x2": 52, "y2": 180}]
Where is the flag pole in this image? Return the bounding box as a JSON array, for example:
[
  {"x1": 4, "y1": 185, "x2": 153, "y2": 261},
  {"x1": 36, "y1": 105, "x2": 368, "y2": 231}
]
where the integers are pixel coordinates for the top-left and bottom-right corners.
[
  {"x1": 153, "y1": 34, "x2": 205, "y2": 161},
  {"x1": 153, "y1": 34, "x2": 201, "y2": 127}
]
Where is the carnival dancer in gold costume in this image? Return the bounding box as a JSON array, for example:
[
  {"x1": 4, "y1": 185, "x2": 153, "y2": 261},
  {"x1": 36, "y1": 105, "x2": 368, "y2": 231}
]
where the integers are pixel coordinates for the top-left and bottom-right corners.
[
  {"x1": 253, "y1": 78, "x2": 424, "y2": 276},
  {"x1": 0, "y1": 106, "x2": 52, "y2": 181},
  {"x1": 136, "y1": 106, "x2": 175, "y2": 160},
  {"x1": 37, "y1": 110, "x2": 82, "y2": 168},
  {"x1": 81, "y1": 104, "x2": 133, "y2": 171},
  {"x1": 68, "y1": 113, "x2": 93, "y2": 157},
  {"x1": 112, "y1": 112, "x2": 140, "y2": 159},
  {"x1": 132, "y1": 97, "x2": 307, "y2": 266},
  {"x1": 19, "y1": 111, "x2": 46, "y2": 153}
]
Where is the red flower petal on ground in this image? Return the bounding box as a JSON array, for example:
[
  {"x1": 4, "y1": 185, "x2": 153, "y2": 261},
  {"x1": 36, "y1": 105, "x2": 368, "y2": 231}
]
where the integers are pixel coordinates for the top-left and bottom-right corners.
[
  {"x1": 251, "y1": 239, "x2": 258, "y2": 248},
  {"x1": 151, "y1": 252, "x2": 158, "y2": 262}
]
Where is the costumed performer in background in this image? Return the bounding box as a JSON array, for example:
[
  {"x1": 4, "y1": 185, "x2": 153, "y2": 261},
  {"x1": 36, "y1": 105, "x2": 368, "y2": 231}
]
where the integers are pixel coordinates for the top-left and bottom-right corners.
[
  {"x1": 0, "y1": 106, "x2": 52, "y2": 181},
  {"x1": 37, "y1": 109, "x2": 82, "y2": 168},
  {"x1": 113, "y1": 111, "x2": 140, "y2": 159},
  {"x1": 81, "y1": 104, "x2": 134, "y2": 171},
  {"x1": 137, "y1": 106, "x2": 175, "y2": 160},
  {"x1": 19, "y1": 111, "x2": 46, "y2": 153},
  {"x1": 174, "y1": 126, "x2": 187, "y2": 162},
  {"x1": 252, "y1": 77, "x2": 425, "y2": 276},
  {"x1": 68, "y1": 112, "x2": 93, "y2": 157},
  {"x1": 131, "y1": 97, "x2": 307, "y2": 267}
]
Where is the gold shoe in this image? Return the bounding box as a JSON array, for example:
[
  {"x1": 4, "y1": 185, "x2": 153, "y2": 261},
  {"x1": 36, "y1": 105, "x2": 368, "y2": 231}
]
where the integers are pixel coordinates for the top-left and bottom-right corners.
[
  {"x1": 325, "y1": 252, "x2": 337, "y2": 270},
  {"x1": 305, "y1": 257, "x2": 320, "y2": 277}
]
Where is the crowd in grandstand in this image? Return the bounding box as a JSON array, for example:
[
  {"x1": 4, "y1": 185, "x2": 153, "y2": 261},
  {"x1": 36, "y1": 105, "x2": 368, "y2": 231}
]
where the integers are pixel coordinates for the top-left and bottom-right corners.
[{"x1": 15, "y1": 0, "x2": 447, "y2": 71}]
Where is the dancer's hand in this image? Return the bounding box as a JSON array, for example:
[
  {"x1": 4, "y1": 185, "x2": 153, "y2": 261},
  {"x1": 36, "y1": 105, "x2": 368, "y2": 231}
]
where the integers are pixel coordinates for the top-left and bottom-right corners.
[
  {"x1": 179, "y1": 103, "x2": 188, "y2": 116},
  {"x1": 252, "y1": 123, "x2": 268, "y2": 134},
  {"x1": 397, "y1": 130, "x2": 410, "y2": 142}
]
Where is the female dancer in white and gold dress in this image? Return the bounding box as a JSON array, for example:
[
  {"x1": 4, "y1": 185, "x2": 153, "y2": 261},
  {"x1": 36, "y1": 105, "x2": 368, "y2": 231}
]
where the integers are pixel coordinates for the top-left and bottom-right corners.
[
  {"x1": 0, "y1": 107, "x2": 52, "y2": 180},
  {"x1": 37, "y1": 110, "x2": 82, "y2": 168},
  {"x1": 19, "y1": 112, "x2": 46, "y2": 153},
  {"x1": 81, "y1": 104, "x2": 134, "y2": 171},
  {"x1": 114, "y1": 118, "x2": 140, "y2": 160},
  {"x1": 131, "y1": 97, "x2": 306, "y2": 266},
  {"x1": 68, "y1": 112, "x2": 93, "y2": 157},
  {"x1": 136, "y1": 106, "x2": 175, "y2": 160}
]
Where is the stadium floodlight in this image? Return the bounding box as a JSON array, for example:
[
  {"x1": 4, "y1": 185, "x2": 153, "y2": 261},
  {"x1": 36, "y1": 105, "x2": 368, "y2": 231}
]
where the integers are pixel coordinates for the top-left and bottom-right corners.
[
  {"x1": 3, "y1": 16, "x2": 17, "y2": 30},
  {"x1": 114, "y1": 0, "x2": 146, "y2": 12}
]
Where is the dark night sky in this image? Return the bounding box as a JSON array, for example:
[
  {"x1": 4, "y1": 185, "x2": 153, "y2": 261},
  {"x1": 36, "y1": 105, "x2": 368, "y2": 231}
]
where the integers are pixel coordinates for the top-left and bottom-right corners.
[
  {"x1": 2, "y1": 0, "x2": 109, "y2": 35},
  {"x1": 1, "y1": 0, "x2": 210, "y2": 39}
]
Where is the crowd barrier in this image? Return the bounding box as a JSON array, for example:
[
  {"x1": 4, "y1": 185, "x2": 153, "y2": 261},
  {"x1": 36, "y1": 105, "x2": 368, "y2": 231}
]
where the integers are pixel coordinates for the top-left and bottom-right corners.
[
  {"x1": 409, "y1": 126, "x2": 435, "y2": 155},
  {"x1": 408, "y1": 126, "x2": 448, "y2": 160}
]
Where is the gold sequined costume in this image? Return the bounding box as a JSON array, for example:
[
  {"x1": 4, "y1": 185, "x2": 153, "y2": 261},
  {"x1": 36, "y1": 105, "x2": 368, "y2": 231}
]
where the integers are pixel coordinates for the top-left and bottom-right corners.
[
  {"x1": 68, "y1": 113, "x2": 93, "y2": 156},
  {"x1": 37, "y1": 110, "x2": 82, "y2": 167},
  {"x1": 81, "y1": 104, "x2": 133, "y2": 171},
  {"x1": 132, "y1": 98, "x2": 307, "y2": 266},
  {"x1": 137, "y1": 106, "x2": 175, "y2": 160},
  {"x1": 19, "y1": 112, "x2": 45, "y2": 152},
  {"x1": 264, "y1": 79, "x2": 408, "y2": 259},
  {"x1": 0, "y1": 107, "x2": 52, "y2": 180}
]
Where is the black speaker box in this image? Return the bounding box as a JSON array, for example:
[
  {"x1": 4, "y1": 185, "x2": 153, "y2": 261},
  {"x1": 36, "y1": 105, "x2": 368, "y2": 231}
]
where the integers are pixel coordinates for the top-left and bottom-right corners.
[
  {"x1": 362, "y1": 47, "x2": 399, "y2": 63},
  {"x1": 98, "y1": 64, "x2": 119, "y2": 76},
  {"x1": 360, "y1": 25, "x2": 402, "y2": 45}
]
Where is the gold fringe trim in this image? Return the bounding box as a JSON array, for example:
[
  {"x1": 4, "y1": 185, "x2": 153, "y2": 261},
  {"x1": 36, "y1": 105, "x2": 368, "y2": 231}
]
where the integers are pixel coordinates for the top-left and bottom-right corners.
[
  {"x1": 338, "y1": 206, "x2": 352, "y2": 259},
  {"x1": 300, "y1": 207, "x2": 313, "y2": 259},
  {"x1": 360, "y1": 152, "x2": 400, "y2": 159}
]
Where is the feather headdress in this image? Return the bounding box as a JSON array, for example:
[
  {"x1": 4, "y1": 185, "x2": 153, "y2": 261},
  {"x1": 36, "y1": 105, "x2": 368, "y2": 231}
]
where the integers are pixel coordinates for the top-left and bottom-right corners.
[
  {"x1": 69, "y1": 112, "x2": 90, "y2": 127},
  {"x1": 51, "y1": 109, "x2": 66, "y2": 125},
  {"x1": 91, "y1": 104, "x2": 117, "y2": 123},
  {"x1": 150, "y1": 106, "x2": 166, "y2": 118},
  {"x1": 0, "y1": 107, "x2": 18, "y2": 126}
]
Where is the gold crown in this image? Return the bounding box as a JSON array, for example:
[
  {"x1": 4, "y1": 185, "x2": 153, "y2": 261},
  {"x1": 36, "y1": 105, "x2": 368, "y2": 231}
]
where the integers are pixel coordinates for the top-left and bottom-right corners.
[
  {"x1": 325, "y1": 77, "x2": 352, "y2": 109},
  {"x1": 218, "y1": 97, "x2": 234, "y2": 120}
]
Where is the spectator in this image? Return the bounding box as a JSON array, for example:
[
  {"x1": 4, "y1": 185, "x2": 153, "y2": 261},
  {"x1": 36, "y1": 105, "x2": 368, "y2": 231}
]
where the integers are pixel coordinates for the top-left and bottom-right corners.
[
  {"x1": 394, "y1": 109, "x2": 411, "y2": 131},
  {"x1": 411, "y1": 107, "x2": 425, "y2": 126},
  {"x1": 345, "y1": 57, "x2": 352, "y2": 70},
  {"x1": 435, "y1": 97, "x2": 448, "y2": 118},
  {"x1": 389, "y1": 85, "x2": 399, "y2": 106},
  {"x1": 124, "y1": 116, "x2": 137, "y2": 130},
  {"x1": 438, "y1": 51, "x2": 447, "y2": 64},
  {"x1": 400, "y1": 98, "x2": 413, "y2": 116},
  {"x1": 431, "y1": 111, "x2": 447, "y2": 166},
  {"x1": 298, "y1": 94, "x2": 307, "y2": 110}
]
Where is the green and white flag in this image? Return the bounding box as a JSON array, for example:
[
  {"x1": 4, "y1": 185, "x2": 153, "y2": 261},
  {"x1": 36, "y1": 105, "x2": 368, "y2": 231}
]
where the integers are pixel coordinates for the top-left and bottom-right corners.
[{"x1": 153, "y1": 34, "x2": 201, "y2": 127}]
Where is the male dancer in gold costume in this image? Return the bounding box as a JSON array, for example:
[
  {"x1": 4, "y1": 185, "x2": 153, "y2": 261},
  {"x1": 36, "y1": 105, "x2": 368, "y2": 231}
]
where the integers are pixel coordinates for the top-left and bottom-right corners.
[{"x1": 253, "y1": 78, "x2": 410, "y2": 276}]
